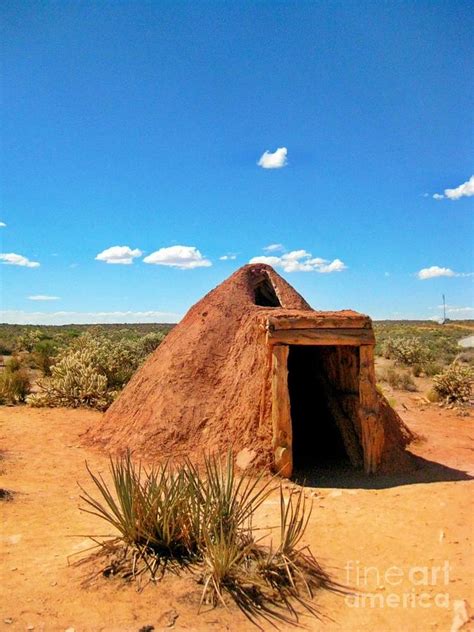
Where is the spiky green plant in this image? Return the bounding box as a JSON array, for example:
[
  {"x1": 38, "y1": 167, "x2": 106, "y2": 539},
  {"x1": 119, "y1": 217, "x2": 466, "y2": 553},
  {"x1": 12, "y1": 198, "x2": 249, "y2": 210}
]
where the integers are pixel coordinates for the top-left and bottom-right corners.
[{"x1": 79, "y1": 452, "x2": 341, "y2": 626}]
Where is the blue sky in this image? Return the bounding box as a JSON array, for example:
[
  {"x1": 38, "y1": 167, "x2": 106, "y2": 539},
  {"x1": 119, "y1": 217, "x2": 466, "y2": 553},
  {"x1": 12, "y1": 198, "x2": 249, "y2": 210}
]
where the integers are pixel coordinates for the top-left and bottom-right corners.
[{"x1": 1, "y1": 1, "x2": 473, "y2": 324}]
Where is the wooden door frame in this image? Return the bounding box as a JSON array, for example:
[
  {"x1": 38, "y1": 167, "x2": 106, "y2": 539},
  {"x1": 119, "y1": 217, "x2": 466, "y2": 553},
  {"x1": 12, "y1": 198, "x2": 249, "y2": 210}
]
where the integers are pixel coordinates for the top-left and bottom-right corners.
[{"x1": 269, "y1": 327, "x2": 384, "y2": 477}]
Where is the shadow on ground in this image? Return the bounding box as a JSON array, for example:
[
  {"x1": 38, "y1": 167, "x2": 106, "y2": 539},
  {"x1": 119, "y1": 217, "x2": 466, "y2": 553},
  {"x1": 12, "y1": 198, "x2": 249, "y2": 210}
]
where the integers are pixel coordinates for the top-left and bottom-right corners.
[{"x1": 292, "y1": 452, "x2": 473, "y2": 490}]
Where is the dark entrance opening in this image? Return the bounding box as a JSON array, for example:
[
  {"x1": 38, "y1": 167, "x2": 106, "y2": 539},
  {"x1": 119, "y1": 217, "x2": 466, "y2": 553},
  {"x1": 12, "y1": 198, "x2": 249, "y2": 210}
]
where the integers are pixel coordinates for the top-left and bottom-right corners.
[
  {"x1": 253, "y1": 273, "x2": 281, "y2": 307},
  {"x1": 288, "y1": 345, "x2": 351, "y2": 472}
]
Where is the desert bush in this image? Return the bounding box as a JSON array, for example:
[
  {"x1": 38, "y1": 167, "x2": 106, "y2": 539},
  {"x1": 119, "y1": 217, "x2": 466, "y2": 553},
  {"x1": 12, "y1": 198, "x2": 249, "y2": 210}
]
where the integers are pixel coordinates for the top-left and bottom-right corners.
[
  {"x1": 28, "y1": 330, "x2": 164, "y2": 410},
  {"x1": 0, "y1": 357, "x2": 31, "y2": 404},
  {"x1": 32, "y1": 339, "x2": 58, "y2": 376},
  {"x1": 28, "y1": 348, "x2": 112, "y2": 410},
  {"x1": 80, "y1": 453, "x2": 337, "y2": 625},
  {"x1": 380, "y1": 368, "x2": 417, "y2": 392},
  {"x1": 423, "y1": 361, "x2": 444, "y2": 377},
  {"x1": 381, "y1": 336, "x2": 430, "y2": 366},
  {"x1": 15, "y1": 329, "x2": 44, "y2": 353},
  {"x1": 432, "y1": 362, "x2": 473, "y2": 403}
]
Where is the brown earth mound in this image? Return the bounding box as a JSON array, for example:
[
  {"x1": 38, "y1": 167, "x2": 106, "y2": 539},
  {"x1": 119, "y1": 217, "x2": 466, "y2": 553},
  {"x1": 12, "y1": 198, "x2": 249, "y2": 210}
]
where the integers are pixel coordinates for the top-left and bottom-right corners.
[{"x1": 85, "y1": 264, "x2": 414, "y2": 473}]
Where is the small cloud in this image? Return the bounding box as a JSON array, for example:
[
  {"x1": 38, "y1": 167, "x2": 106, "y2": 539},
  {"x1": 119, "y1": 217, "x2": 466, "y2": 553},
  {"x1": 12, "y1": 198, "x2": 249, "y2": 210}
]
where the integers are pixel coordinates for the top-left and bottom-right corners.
[
  {"x1": 433, "y1": 175, "x2": 474, "y2": 200},
  {"x1": 0, "y1": 221, "x2": 6, "y2": 227},
  {"x1": 417, "y1": 266, "x2": 456, "y2": 280},
  {"x1": 250, "y1": 249, "x2": 346, "y2": 273},
  {"x1": 436, "y1": 305, "x2": 474, "y2": 316},
  {"x1": 0, "y1": 253, "x2": 40, "y2": 268},
  {"x1": 257, "y1": 147, "x2": 288, "y2": 169},
  {"x1": 263, "y1": 243, "x2": 285, "y2": 253},
  {"x1": 384, "y1": 272, "x2": 391, "y2": 277},
  {"x1": 143, "y1": 245, "x2": 211, "y2": 269},
  {"x1": 69, "y1": 263, "x2": 79, "y2": 268},
  {"x1": 219, "y1": 254, "x2": 237, "y2": 261},
  {"x1": 95, "y1": 245, "x2": 143, "y2": 265},
  {"x1": 28, "y1": 295, "x2": 60, "y2": 301}
]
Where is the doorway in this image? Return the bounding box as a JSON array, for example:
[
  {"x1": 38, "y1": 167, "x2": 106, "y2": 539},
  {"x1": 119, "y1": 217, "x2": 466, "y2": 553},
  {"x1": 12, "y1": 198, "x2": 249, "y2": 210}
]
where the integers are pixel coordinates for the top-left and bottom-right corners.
[{"x1": 287, "y1": 345, "x2": 356, "y2": 471}]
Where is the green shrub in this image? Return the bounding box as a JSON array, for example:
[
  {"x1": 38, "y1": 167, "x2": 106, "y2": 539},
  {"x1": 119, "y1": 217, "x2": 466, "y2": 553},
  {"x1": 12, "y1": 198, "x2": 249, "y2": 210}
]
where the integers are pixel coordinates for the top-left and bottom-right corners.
[
  {"x1": 432, "y1": 363, "x2": 473, "y2": 403},
  {"x1": 381, "y1": 336, "x2": 430, "y2": 366},
  {"x1": 27, "y1": 331, "x2": 164, "y2": 410},
  {"x1": 32, "y1": 340, "x2": 58, "y2": 376},
  {"x1": 28, "y1": 347, "x2": 112, "y2": 410}
]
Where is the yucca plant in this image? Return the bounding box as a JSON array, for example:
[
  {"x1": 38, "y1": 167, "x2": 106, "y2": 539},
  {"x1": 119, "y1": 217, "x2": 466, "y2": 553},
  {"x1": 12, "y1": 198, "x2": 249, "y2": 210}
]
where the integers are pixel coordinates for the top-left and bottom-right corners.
[{"x1": 79, "y1": 451, "x2": 340, "y2": 626}]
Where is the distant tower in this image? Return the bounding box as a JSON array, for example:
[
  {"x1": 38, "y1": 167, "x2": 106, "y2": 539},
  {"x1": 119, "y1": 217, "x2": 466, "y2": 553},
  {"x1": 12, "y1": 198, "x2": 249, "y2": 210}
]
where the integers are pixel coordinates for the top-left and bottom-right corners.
[{"x1": 442, "y1": 294, "x2": 447, "y2": 324}]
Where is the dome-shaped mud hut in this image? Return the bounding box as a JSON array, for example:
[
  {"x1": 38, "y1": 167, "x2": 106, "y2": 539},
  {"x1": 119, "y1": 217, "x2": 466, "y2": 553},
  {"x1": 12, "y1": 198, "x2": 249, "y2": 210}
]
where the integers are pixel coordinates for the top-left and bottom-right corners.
[{"x1": 86, "y1": 264, "x2": 414, "y2": 477}]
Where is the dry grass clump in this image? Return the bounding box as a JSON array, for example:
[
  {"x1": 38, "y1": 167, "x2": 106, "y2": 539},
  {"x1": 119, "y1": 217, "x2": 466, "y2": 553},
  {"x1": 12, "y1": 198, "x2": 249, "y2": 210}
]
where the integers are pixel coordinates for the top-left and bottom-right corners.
[
  {"x1": 79, "y1": 452, "x2": 339, "y2": 626},
  {"x1": 0, "y1": 357, "x2": 31, "y2": 405},
  {"x1": 432, "y1": 362, "x2": 473, "y2": 404},
  {"x1": 379, "y1": 367, "x2": 417, "y2": 392}
]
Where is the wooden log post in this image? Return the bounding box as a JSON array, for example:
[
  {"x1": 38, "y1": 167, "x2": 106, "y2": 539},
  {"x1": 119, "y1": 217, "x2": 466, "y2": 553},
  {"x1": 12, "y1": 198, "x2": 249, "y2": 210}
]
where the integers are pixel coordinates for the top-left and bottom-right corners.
[
  {"x1": 359, "y1": 345, "x2": 384, "y2": 473},
  {"x1": 271, "y1": 344, "x2": 293, "y2": 477}
]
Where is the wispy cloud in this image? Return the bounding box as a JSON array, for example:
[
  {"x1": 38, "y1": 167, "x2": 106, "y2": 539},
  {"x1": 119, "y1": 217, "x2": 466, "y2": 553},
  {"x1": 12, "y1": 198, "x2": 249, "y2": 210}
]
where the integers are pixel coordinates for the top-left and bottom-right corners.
[
  {"x1": 433, "y1": 175, "x2": 474, "y2": 200},
  {"x1": 95, "y1": 245, "x2": 143, "y2": 265},
  {"x1": 0, "y1": 253, "x2": 40, "y2": 268},
  {"x1": 143, "y1": 245, "x2": 211, "y2": 269},
  {"x1": 436, "y1": 305, "x2": 474, "y2": 316},
  {"x1": 0, "y1": 222, "x2": 6, "y2": 228},
  {"x1": 0, "y1": 310, "x2": 181, "y2": 325},
  {"x1": 250, "y1": 249, "x2": 346, "y2": 273},
  {"x1": 417, "y1": 266, "x2": 473, "y2": 280},
  {"x1": 263, "y1": 243, "x2": 285, "y2": 253},
  {"x1": 257, "y1": 147, "x2": 288, "y2": 169},
  {"x1": 28, "y1": 295, "x2": 60, "y2": 301},
  {"x1": 219, "y1": 254, "x2": 237, "y2": 261}
]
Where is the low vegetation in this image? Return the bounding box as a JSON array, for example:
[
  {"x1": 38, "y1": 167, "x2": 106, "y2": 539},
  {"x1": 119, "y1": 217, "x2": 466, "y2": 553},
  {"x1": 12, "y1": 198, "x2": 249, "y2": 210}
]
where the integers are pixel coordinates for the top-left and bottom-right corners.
[
  {"x1": 79, "y1": 452, "x2": 340, "y2": 625},
  {"x1": 378, "y1": 367, "x2": 417, "y2": 392},
  {"x1": 0, "y1": 357, "x2": 31, "y2": 405},
  {"x1": 28, "y1": 332, "x2": 165, "y2": 410},
  {"x1": 432, "y1": 362, "x2": 473, "y2": 404}
]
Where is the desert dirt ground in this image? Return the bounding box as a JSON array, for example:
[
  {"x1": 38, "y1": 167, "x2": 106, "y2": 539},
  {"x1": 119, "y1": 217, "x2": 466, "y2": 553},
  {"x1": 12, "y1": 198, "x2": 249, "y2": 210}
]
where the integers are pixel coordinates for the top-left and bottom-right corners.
[{"x1": 1, "y1": 393, "x2": 473, "y2": 632}]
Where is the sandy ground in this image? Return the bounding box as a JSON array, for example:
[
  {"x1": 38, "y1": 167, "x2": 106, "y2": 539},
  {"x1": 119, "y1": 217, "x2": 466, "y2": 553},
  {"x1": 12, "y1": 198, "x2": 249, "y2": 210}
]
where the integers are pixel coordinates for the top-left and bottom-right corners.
[{"x1": 1, "y1": 394, "x2": 473, "y2": 632}]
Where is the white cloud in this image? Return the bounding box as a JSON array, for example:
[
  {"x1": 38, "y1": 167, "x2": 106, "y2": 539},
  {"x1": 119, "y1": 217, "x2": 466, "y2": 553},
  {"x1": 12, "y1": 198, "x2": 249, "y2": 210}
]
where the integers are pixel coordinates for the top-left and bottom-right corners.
[
  {"x1": 249, "y1": 249, "x2": 347, "y2": 273},
  {"x1": 417, "y1": 266, "x2": 455, "y2": 280},
  {"x1": 95, "y1": 245, "x2": 142, "y2": 265},
  {"x1": 28, "y1": 295, "x2": 60, "y2": 301},
  {"x1": 219, "y1": 254, "x2": 237, "y2": 261},
  {"x1": 0, "y1": 222, "x2": 6, "y2": 227},
  {"x1": 0, "y1": 310, "x2": 181, "y2": 325},
  {"x1": 437, "y1": 305, "x2": 474, "y2": 316},
  {"x1": 143, "y1": 245, "x2": 211, "y2": 269},
  {"x1": 417, "y1": 266, "x2": 474, "y2": 280},
  {"x1": 433, "y1": 175, "x2": 474, "y2": 200},
  {"x1": 0, "y1": 253, "x2": 40, "y2": 268},
  {"x1": 257, "y1": 147, "x2": 288, "y2": 169},
  {"x1": 263, "y1": 243, "x2": 285, "y2": 253}
]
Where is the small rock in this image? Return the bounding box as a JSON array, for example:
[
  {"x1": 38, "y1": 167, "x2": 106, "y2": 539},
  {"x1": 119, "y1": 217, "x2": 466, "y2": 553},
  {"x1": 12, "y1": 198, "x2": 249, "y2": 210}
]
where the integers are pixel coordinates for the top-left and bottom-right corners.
[
  {"x1": 450, "y1": 599, "x2": 471, "y2": 632},
  {"x1": 27, "y1": 626, "x2": 34, "y2": 630},
  {"x1": 65, "y1": 627, "x2": 75, "y2": 632},
  {"x1": 439, "y1": 529, "x2": 445, "y2": 542},
  {"x1": 329, "y1": 490, "x2": 343, "y2": 498},
  {"x1": 4, "y1": 619, "x2": 13, "y2": 625},
  {"x1": 158, "y1": 609, "x2": 179, "y2": 628},
  {"x1": 235, "y1": 448, "x2": 257, "y2": 471}
]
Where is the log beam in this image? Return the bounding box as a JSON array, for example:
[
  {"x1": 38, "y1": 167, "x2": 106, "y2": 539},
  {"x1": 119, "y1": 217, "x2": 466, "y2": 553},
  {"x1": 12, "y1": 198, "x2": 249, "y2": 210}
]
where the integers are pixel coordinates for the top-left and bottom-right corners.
[
  {"x1": 267, "y1": 314, "x2": 371, "y2": 331},
  {"x1": 271, "y1": 344, "x2": 293, "y2": 477},
  {"x1": 267, "y1": 327, "x2": 375, "y2": 347},
  {"x1": 359, "y1": 345, "x2": 384, "y2": 473}
]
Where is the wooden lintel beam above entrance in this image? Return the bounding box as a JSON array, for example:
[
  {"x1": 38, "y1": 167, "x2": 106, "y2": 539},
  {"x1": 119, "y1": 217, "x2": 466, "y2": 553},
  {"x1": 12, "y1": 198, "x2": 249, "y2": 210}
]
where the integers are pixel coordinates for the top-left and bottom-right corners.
[
  {"x1": 267, "y1": 327, "x2": 375, "y2": 346},
  {"x1": 266, "y1": 315, "x2": 371, "y2": 331}
]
